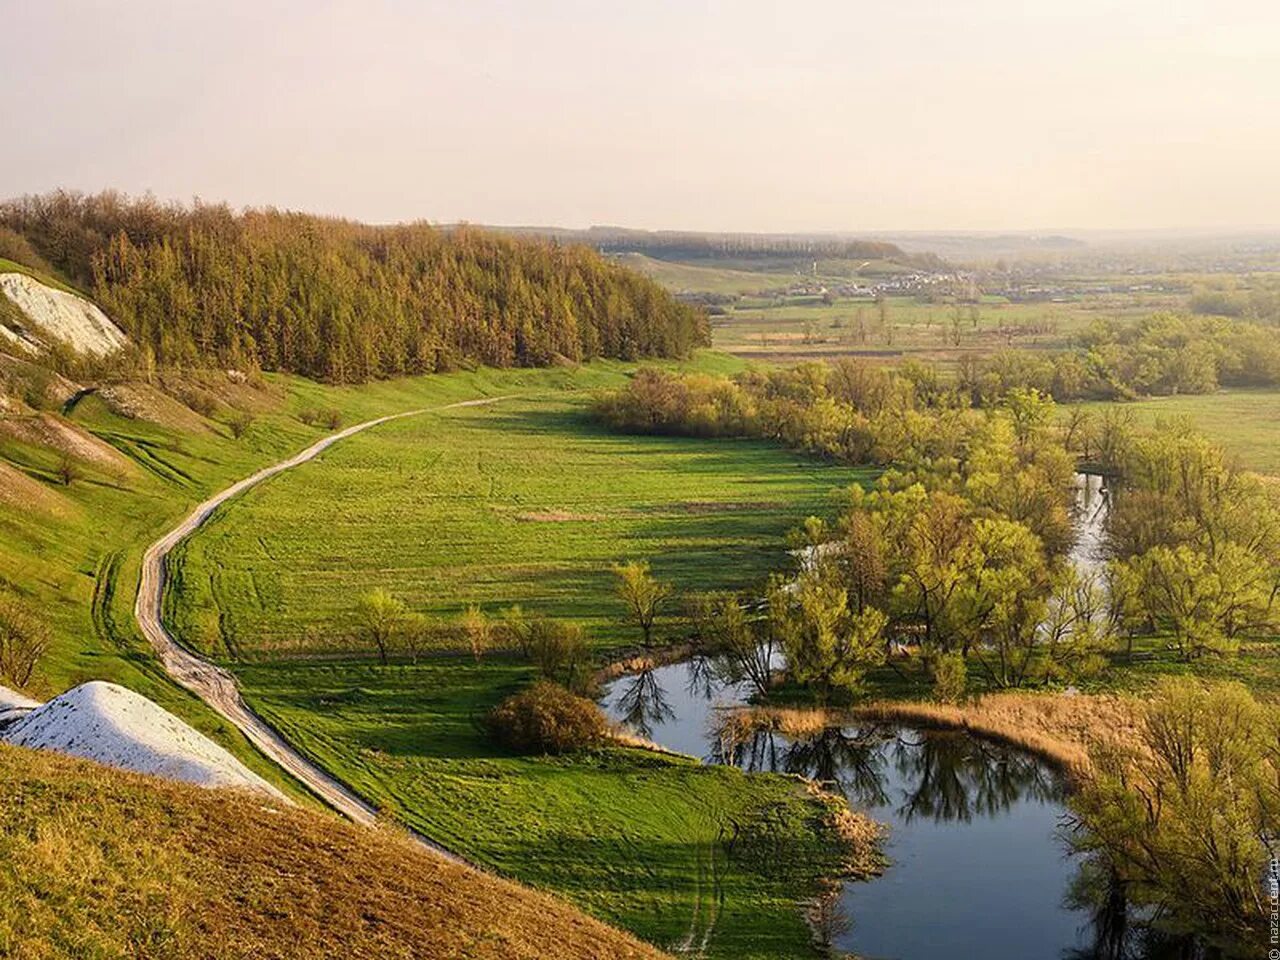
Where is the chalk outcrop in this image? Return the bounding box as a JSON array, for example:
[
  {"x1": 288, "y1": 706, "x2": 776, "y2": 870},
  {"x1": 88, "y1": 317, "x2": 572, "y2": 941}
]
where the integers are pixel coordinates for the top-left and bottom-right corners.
[
  {"x1": 1, "y1": 680, "x2": 283, "y2": 797},
  {"x1": 0, "y1": 272, "x2": 128, "y2": 357}
]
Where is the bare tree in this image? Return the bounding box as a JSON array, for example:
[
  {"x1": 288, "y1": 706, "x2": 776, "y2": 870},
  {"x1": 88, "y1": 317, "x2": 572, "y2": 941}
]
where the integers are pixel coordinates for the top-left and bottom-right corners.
[{"x1": 0, "y1": 593, "x2": 51, "y2": 688}]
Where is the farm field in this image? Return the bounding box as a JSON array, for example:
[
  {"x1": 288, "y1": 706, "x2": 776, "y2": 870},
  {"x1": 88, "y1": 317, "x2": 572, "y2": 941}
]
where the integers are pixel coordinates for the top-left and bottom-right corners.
[
  {"x1": 1070, "y1": 388, "x2": 1280, "y2": 476},
  {"x1": 709, "y1": 289, "x2": 1185, "y2": 364}
]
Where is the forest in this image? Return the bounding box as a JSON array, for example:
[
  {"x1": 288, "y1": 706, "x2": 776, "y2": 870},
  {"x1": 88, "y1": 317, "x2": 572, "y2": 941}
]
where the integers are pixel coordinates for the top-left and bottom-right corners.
[{"x1": 0, "y1": 191, "x2": 708, "y2": 382}]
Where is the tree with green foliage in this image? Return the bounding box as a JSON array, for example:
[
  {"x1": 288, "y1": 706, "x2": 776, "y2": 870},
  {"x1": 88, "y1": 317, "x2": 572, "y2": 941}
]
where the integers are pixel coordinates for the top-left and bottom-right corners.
[
  {"x1": 1071, "y1": 679, "x2": 1274, "y2": 952},
  {"x1": 460, "y1": 604, "x2": 491, "y2": 663},
  {"x1": 775, "y1": 567, "x2": 886, "y2": 700},
  {"x1": 613, "y1": 560, "x2": 672, "y2": 648},
  {"x1": 0, "y1": 191, "x2": 708, "y2": 383},
  {"x1": 355, "y1": 588, "x2": 406, "y2": 665},
  {"x1": 691, "y1": 592, "x2": 776, "y2": 697},
  {"x1": 1110, "y1": 542, "x2": 1276, "y2": 660},
  {"x1": 520, "y1": 619, "x2": 594, "y2": 696}
]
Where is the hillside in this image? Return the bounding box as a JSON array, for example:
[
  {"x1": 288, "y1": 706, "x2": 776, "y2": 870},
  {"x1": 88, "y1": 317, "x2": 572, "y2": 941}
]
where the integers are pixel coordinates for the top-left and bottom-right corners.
[
  {"x1": 2, "y1": 681, "x2": 281, "y2": 795},
  {"x1": 0, "y1": 270, "x2": 129, "y2": 357},
  {"x1": 0, "y1": 192, "x2": 709, "y2": 382},
  {"x1": 0, "y1": 741, "x2": 669, "y2": 960}
]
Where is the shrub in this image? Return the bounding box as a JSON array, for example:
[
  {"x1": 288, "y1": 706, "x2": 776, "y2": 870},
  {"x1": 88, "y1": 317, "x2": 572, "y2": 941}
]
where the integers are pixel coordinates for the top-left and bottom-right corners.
[
  {"x1": 485, "y1": 681, "x2": 609, "y2": 754},
  {"x1": 0, "y1": 592, "x2": 51, "y2": 688},
  {"x1": 226, "y1": 411, "x2": 254, "y2": 439},
  {"x1": 929, "y1": 650, "x2": 967, "y2": 703},
  {"x1": 507, "y1": 615, "x2": 596, "y2": 695}
]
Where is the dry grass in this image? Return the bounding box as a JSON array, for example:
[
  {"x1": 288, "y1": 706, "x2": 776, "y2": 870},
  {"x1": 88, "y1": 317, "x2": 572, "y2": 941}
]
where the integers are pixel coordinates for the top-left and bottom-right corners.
[
  {"x1": 595, "y1": 643, "x2": 696, "y2": 683},
  {"x1": 0, "y1": 413, "x2": 131, "y2": 470},
  {"x1": 98, "y1": 383, "x2": 215, "y2": 433},
  {"x1": 726, "y1": 692, "x2": 1145, "y2": 778},
  {"x1": 0, "y1": 461, "x2": 71, "y2": 515},
  {"x1": 850, "y1": 692, "x2": 1144, "y2": 776},
  {"x1": 0, "y1": 743, "x2": 670, "y2": 960}
]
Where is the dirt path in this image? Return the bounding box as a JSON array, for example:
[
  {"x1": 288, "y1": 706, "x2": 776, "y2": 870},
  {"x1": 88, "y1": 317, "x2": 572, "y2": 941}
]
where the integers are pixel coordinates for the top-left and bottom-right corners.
[{"x1": 134, "y1": 397, "x2": 508, "y2": 863}]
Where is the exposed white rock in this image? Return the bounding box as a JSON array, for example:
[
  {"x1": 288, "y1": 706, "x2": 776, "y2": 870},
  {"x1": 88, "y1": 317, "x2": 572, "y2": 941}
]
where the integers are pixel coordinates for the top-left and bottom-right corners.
[
  {"x1": 0, "y1": 684, "x2": 39, "y2": 727},
  {"x1": 2, "y1": 680, "x2": 284, "y2": 798},
  {"x1": 0, "y1": 272, "x2": 128, "y2": 357}
]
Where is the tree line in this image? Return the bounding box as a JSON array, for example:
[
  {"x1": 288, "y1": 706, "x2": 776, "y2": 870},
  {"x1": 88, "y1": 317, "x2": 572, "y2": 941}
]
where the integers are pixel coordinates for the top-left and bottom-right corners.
[
  {"x1": 596, "y1": 357, "x2": 1280, "y2": 701},
  {"x1": 961, "y1": 312, "x2": 1280, "y2": 402},
  {"x1": 0, "y1": 191, "x2": 708, "y2": 382}
]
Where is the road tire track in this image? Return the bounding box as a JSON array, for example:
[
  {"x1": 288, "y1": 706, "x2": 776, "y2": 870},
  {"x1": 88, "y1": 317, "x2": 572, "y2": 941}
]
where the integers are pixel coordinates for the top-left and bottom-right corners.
[{"x1": 134, "y1": 396, "x2": 509, "y2": 863}]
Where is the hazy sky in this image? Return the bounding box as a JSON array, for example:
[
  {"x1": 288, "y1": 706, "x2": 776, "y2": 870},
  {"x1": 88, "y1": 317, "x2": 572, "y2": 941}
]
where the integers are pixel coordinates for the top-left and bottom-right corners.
[{"x1": 5, "y1": 0, "x2": 1279, "y2": 232}]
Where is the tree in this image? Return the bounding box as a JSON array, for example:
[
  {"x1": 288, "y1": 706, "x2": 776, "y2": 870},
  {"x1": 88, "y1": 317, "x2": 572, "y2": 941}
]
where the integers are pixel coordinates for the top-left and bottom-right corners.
[
  {"x1": 692, "y1": 592, "x2": 776, "y2": 697},
  {"x1": 1111, "y1": 542, "x2": 1277, "y2": 660},
  {"x1": 612, "y1": 560, "x2": 672, "y2": 648},
  {"x1": 776, "y1": 568, "x2": 886, "y2": 700},
  {"x1": 0, "y1": 592, "x2": 51, "y2": 688},
  {"x1": 355, "y1": 588, "x2": 405, "y2": 665},
  {"x1": 56, "y1": 454, "x2": 79, "y2": 486},
  {"x1": 1070, "y1": 680, "x2": 1273, "y2": 952},
  {"x1": 460, "y1": 604, "x2": 491, "y2": 663},
  {"x1": 521, "y1": 618, "x2": 594, "y2": 695},
  {"x1": 400, "y1": 611, "x2": 430, "y2": 665}
]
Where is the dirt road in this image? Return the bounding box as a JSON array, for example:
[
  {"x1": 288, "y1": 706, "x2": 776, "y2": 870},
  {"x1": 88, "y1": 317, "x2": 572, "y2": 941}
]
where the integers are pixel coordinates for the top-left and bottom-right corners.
[{"x1": 134, "y1": 398, "x2": 507, "y2": 863}]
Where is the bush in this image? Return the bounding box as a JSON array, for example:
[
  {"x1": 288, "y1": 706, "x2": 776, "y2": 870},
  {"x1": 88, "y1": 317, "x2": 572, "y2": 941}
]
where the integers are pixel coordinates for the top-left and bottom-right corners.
[
  {"x1": 226, "y1": 410, "x2": 254, "y2": 439},
  {"x1": 0, "y1": 592, "x2": 51, "y2": 688},
  {"x1": 929, "y1": 650, "x2": 967, "y2": 703},
  {"x1": 485, "y1": 681, "x2": 609, "y2": 754},
  {"x1": 507, "y1": 614, "x2": 596, "y2": 695}
]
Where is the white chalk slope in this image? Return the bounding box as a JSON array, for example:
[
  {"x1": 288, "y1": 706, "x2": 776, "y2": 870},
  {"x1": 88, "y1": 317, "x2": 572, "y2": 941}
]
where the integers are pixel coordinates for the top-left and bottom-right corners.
[
  {"x1": 0, "y1": 272, "x2": 129, "y2": 357},
  {"x1": 0, "y1": 683, "x2": 39, "y2": 726},
  {"x1": 2, "y1": 680, "x2": 284, "y2": 798}
]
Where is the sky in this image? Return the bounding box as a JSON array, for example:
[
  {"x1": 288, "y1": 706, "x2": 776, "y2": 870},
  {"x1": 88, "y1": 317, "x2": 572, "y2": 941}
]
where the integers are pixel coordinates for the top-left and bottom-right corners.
[{"x1": 4, "y1": 0, "x2": 1280, "y2": 233}]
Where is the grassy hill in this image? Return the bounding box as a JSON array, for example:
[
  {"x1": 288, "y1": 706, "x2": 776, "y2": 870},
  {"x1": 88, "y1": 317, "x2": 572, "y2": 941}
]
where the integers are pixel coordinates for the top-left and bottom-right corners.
[
  {"x1": 0, "y1": 349, "x2": 868, "y2": 958},
  {"x1": 0, "y1": 741, "x2": 670, "y2": 960}
]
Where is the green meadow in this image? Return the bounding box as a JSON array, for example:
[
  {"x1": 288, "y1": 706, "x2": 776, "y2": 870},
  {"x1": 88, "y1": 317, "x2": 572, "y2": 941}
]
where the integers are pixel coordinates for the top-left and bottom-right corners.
[
  {"x1": 159, "y1": 359, "x2": 867, "y2": 957},
  {"x1": 234, "y1": 656, "x2": 855, "y2": 958},
  {"x1": 166, "y1": 390, "x2": 865, "y2": 658},
  {"x1": 2, "y1": 352, "x2": 868, "y2": 958},
  {"x1": 1071, "y1": 387, "x2": 1280, "y2": 476}
]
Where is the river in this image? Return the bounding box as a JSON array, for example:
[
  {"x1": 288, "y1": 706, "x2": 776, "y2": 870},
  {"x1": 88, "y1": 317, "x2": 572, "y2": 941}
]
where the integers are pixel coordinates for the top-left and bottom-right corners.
[{"x1": 600, "y1": 473, "x2": 1114, "y2": 958}]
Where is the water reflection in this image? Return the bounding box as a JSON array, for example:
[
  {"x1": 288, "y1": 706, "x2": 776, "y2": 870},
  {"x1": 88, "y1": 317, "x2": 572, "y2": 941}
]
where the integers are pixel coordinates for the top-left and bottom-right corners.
[
  {"x1": 610, "y1": 669, "x2": 677, "y2": 741},
  {"x1": 602, "y1": 653, "x2": 1098, "y2": 958},
  {"x1": 1063, "y1": 857, "x2": 1221, "y2": 960},
  {"x1": 715, "y1": 722, "x2": 1064, "y2": 824}
]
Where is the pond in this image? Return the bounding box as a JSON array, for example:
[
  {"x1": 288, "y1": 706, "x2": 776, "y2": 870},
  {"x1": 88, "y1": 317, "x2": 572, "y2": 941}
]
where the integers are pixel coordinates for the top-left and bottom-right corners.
[
  {"x1": 599, "y1": 472, "x2": 1119, "y2": 957},
  {"x1": 601, "y1": 659, "x2": 1095, "y2": 958}
]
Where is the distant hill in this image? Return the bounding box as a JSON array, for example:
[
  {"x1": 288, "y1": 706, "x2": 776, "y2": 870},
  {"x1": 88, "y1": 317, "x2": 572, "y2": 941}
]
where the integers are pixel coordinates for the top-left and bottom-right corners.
[{"x1": 487, "y1": 225, "x2": 949, "y2": 272}]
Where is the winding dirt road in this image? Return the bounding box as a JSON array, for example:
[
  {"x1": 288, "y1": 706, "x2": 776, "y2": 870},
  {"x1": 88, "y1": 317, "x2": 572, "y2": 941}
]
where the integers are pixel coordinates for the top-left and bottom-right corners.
[{"x1": 134, "y1": 397, "x2": 507, "y2": 863}]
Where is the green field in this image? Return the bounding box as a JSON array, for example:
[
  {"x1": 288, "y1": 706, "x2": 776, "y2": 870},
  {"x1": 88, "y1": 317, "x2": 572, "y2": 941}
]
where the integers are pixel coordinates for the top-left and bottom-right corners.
[
  {"x1": 1071, "y1": 388, "x2": 1280, "y2": 476},
  {"x1": 156, "y1": 362, "x2": 867, "y2": 957},
  {"x1": 0, "y1": 351, "x2": 869, "y2": 958},
  {"x1": 234, "y1": 656, "x2": 856, "y2": 958},
  {"x1": 0, "y1": 356, "x2": 742, "y2": 788},
  {"x1": 167, "y1": 391, "x2": 864, "y2": 658}
]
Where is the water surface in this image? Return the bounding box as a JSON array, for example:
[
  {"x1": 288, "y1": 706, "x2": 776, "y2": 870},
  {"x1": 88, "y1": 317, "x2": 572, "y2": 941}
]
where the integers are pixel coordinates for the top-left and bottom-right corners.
[{"x1": 599, "y1": 472, "x2": 1118, "y2": 957}]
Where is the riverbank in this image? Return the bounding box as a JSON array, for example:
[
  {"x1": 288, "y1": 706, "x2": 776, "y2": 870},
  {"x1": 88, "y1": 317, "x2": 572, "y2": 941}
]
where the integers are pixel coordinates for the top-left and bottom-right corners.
[{"x1": 730, "y1": 689, "x2": 1143, "y2": 778}]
